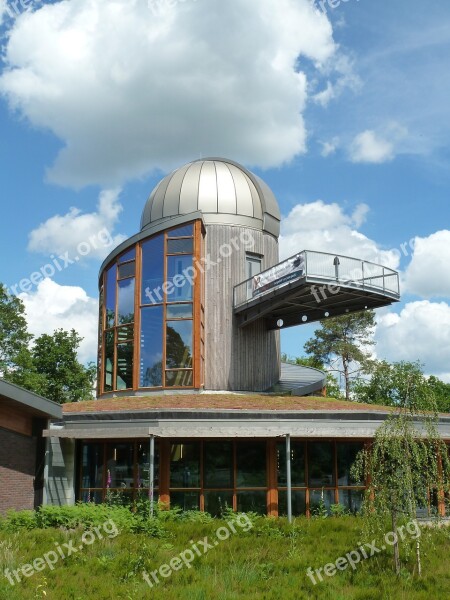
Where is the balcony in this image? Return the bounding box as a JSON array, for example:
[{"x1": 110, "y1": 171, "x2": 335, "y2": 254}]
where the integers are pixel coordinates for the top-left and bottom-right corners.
[{"x1": 233, "y1": 250, "x2": 400, "y2": 329}]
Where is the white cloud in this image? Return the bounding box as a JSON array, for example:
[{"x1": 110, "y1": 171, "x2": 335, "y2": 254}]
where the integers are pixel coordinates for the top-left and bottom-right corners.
[
  {"x1": 349, "y1": 123, "x2": 408, "y2": 164},
  {"x1": 279, "y1": 200, "x2": 400, "y2": 268},
  {"x1": 313, "y1": 81, "x2": 335, "y2": 107},
  {"x1": 27, "y1": 189, "x2": 126, "y2": 259},
  {"x1": 349, "y1": 130, "x2": 395, "y2": 164},
  {"x1": 376, "y1": 301, "x2": 450, "y2": 382},
  {"x1": 403, "y1": 230, "x2": 450, "y2": 298},
  {"x1": 20, "y1": 278, "x2": 98, "y2": 364},
  {"x1": 0, "y1": 0, "x2": 338, "y2": 187}
]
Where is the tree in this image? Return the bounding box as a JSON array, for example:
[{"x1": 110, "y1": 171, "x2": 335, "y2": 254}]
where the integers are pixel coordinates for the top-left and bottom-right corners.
[
  {"x1": 0, "y1": 284, "x2": 32, "y2": 378},
  {"x1": 304, "y1": 310, "x2": 376, "y2": 400},
  {"x1": 31, "y1": 329, "x2": 96, "y2": 404},
  {"x1": 281, "y1": 354, "x2": 342, "y2": 398},
  {"x1": 427, "y1": 376, "x2": 450, "y2": 414},
  {"x1": 351, "y1": 382, "x2": 450, "y2": 577},
  {"x1": 354, "y1": 361, "x2": 450, "y2": 413}
]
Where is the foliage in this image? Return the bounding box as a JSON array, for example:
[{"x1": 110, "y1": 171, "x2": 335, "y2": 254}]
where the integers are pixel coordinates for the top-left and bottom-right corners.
[
  {"x1": 1, "y1": 514, "x2": 450, "y2": 599},
  {"x1": 304, "y1": 310, "x2": 376, "y2": 400},
  {"x1": 30, "y1": 329, "x2": 96, "y2": 403},
  {"x1": 0, "y1": 285, "x2": 33, "y2": 381},
  {"x1": 351, "y1": 381, "x2": 450, "y2": 576},
  {"x1": 0, "y1": 283, "x2": 95, "y2": 402},
  {"x1": 354, "y1": 360, "x2": 450, "y2": 414}
]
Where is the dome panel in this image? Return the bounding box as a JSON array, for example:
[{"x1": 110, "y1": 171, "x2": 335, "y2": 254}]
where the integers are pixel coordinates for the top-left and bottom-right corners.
[
  {"x1": 216, "y1": 162, "x2": 237, "y2": 215},
  {"x1": 179, "y1": 161, "x2": 202, "y2": 215},
  {"x1": 226, "y1": 163, "x2": 254, "y2": 218},
  {"x1": 141, "y1": 158, "x2": 281, "y2": 237},
  {"x1": 197, "y1": 161, "x2": 218, "y2": 213}
]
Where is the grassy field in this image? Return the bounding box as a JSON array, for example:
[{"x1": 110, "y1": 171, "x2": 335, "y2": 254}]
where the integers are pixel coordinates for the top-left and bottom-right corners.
[{"x1": 1, "y1": 510, "x2": 450, "y2": 599}]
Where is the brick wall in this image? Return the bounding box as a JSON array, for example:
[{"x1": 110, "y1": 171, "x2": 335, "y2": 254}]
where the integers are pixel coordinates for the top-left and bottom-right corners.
[{"x1": 0, "y1": 426, "x2": 37, "y2": 513}]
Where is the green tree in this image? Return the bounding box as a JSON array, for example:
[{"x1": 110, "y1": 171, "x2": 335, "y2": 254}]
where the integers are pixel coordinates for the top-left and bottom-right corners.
[
  {"x1": 354, "y1": 361, "x2": 450, "y2": 413},
  {"x1": 427, "y1": 375, "x2": 450, "y2": 413},
  {"x1": 352, "y1": 384, "x2": 450, "y2": 577},
  {"x1": 0, "y1": 284, "x2": 32, "y2": 379},
  {"x1": 304, "y1": 310, "x2": 376, "y2": 401},
  {"x1": 31, "y1": 329, "x2": 96, "y2": 404}
]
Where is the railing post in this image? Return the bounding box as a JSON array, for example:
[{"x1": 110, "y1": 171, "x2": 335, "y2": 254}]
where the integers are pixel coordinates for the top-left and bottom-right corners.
[
  {"x1": 383, "y1": 267, "x2": 385, "y2": 292},
  {"x1": 286, "y1": 434, "x2": 292, "y2": 524},
  {"x1": 362, "y1": 261, "x2": 365, "y2": 290}
]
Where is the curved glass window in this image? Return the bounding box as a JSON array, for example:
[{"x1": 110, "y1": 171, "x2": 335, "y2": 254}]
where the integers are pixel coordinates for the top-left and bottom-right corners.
[{"x1": 99, "y1": 220, "x2": 200, "y2": 393}]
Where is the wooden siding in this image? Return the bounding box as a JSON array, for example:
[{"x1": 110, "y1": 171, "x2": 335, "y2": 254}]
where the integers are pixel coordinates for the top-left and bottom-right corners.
[{"x1": 204, "y1": 225, "x2": 280, "y2": 391}]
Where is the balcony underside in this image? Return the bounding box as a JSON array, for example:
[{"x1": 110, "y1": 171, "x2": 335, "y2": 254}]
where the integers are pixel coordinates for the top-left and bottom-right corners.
[{"x1": 234, "y1": 276, "x2": 399, "y2": 330}]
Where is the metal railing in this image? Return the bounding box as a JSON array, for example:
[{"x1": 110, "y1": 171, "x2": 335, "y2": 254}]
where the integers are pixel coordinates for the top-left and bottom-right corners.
[{"x1": 233, "y1": 250, "x2": 400, "y2": 309}]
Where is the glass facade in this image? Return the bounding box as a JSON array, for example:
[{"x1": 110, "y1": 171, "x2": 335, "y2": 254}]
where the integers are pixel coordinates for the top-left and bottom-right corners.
[
  {"x1": 277, "y1": 440, "x2": 365, "y2": 516},
  {"x1": 78, "y1": 439, "x2": 367, "y2": 515},
  {"x1": 79, "y1": 440, "x2": 159, "y2": 503},
  {"x1": 99, "y1": 221, "x2": 202, "y2": 394}
]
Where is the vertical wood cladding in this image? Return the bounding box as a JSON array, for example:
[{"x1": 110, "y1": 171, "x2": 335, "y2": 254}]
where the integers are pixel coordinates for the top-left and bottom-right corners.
[{"x1": 204, "y1": 225, "x2": 280, "y2": 391}]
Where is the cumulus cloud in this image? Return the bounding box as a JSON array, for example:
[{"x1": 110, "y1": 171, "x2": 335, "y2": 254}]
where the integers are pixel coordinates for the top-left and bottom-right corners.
[
  {"x1": 28, "y1": 189, "x2": 126, "y2": 259},
  {"x1": 349, "y1": 123, "x2": 408, "y2": 164},
  {"x1": 349, "y1": 130, "x2": 395, "y2": 164},
  {"x1": 403, "y1": 230, "x2": 450, "y2": 298},
  {"x1": 20, "y1": 278, "x2": 98, "y2": 364},
  {"x1": 0, "y1": 0, "x2": 338, "y2": 187},
  {"x1": 279, "y1": 200, "x2": 400, "y2": 268},
  {"x1": 375, "y1": 301, "x2": 450, "y2": 382}
]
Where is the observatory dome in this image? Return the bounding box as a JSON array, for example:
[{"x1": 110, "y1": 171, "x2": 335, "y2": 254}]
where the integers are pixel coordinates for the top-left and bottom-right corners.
[{"x1": 140, "y1": 158, "x2": 281, "y2": 237}]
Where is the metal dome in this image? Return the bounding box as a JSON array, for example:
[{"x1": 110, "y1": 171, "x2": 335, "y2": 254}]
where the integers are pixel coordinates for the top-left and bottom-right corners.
[{"x1": 140, "y1": 158, "x2": 281, "y2": 237}]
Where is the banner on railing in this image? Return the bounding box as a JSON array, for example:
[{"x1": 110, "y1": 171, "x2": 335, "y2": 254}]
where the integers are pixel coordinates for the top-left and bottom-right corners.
[{"x1": 252, "y1": 253, "x2": 305, "y2": 297}]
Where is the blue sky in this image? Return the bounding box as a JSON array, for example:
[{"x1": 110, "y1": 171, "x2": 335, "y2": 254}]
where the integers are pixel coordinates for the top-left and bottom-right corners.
[{"x1": 1, "y1": 0, "x2": 449, "y2": 381}]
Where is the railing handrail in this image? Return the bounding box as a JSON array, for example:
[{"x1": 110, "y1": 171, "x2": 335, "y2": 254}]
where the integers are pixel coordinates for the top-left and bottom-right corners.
[{"x1": 233, "y1": 249, "x2": 400, "y2": 307}]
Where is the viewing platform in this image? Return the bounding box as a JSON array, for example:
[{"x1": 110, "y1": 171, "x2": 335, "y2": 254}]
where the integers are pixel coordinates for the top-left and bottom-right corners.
[{"x1": 233, "y1": 250, "x2": 400, "y2": 329}]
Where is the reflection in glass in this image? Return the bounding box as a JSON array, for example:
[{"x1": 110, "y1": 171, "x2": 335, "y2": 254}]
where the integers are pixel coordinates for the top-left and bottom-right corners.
[
  {"x1": 118, "y1": 248, "x2": 136, "y2": 263},
  {"x1": 105, "y1": 443, "x2": 134, "y2": 489},
  {"x1": 116, "y1": 342, "x2": 133, "y2": 389},
  {"x1": 236, "y1": 442, "x2": 266, "y2": 488},
  {"x1": 170, "y1": 492, "x2": 199, "y2": 511},
  {"x1": 278, "y1": 490, "x2": 306, "y2": 516},
  {"x1": 277, "y1": 441, "x2": 305, "y2": 487},
  {"x1": 337, "y1": 442, "x2": 363, "y2": 486},
  {"x1": 166, "y1": 304, "x2": 193, "y2": 319},
  {"x1": 140, "y1": 306, "x2": 163, "y2": 387},
  {"x1": 338, "y1": 489, "x2": 363, "y2": 514},
  {"x1": 204, "y1": 442, "x2": 233, "y2": 488},
  {"x1": 167, "y1": 255, "x2": 193, "y2": 301},
  {"x1": 170, "y1": 443, "x2": 200, "y2": 488},
  {"x1": 309, "y1": 489, "x2": 335, "y2": 515},
  {"x1": 167, "y1": 238, "x2": 193, "y2": 254},
  {"x1": 104, "y1": 330, "x2": 114, "y2": 392},
  {"x1": 165, "y1": 370, "x2": 193, "y2": 387},
  {"x1": 167, "y1": 224, "x2": 194, "y2": 237},
  {"x1": 308, "y1": 442, "x2": 335, "y2": 487},
  {"x1": 81, "y1": 443, "x2": 104, "y2": 489},
  {"x1": 105, "y1": 265, "x2": 117, "y2": 328},
  {"x1": 118, "y1": 262, "x2": 135, "y2": 279},
  {"x1": 166, "y1": 321, "x2": 192, "y2": 368},
  {"x1": 141, "y1": 235, "x2": 164, "y2": 304},
  {"x1": 137, "y1": 441, "x2": 160, "y2": 491},
  {"x1": 237, "y1": 491, "x2": 266, "y2": 514},
  {"x1": 118, "y1": 279, "x2": 135, "y2": 324},
  {"x1": 204, "y1": 491, "x2": 234, "y2": 517}
]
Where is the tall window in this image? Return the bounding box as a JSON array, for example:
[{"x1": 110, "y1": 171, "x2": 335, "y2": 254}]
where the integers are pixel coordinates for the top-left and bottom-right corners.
[
  {"x1": 103, "y1": 249, "x2": 136, "y2": 392},
  {"x1": 140, "y1": 223, "x2": 196, "y2": 389}
]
